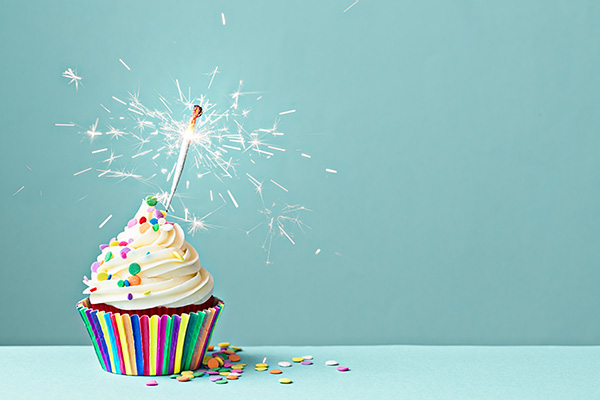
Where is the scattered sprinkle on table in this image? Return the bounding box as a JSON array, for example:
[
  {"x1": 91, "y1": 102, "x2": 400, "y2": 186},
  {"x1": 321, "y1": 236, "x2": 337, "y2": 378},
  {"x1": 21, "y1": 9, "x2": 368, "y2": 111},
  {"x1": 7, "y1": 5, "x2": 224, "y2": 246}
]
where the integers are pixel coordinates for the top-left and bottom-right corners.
[
  {"x1": 218, "y1": 342, "x2": 230, "y2": 348},
  {"x1": 270, "y1": 369, "x2": 282, "y2": 374},
  {"x1": 176, "y1": 375, "x2": 190, "y2": 382},
  {"x1": 145, "y1": 379, "x2": 157, "y2": 386},
  {"x1": 303, "y1": 355, "x2": 313, "y2": 360},
  {"x1": 292, "y1": 357, "x2": 304, "y2": 363},
  {"x1": 255, "y1": 363, "x2": 268, "y2": 368},
  {"x1": 255, "y1": 367, "x2": 267, "y2": 371},
  {"x1": 215, "y1": 380, "x2": 228, "y2": 384},
  {"x1": 278, "y1": 361, "x2": 292, "y2": 367},
  {"x1": 279, "y1": 378, "x2": 292, "y2": 384},
  {"x1": 325, "y1": 360, "x2": 339, "y2": 366},
  {"x1": 337, "y1": 366, "x2": 350, "y2": 372},
  {"x1": 301, "y1": 360, "x2": 313, "y2": 365}
]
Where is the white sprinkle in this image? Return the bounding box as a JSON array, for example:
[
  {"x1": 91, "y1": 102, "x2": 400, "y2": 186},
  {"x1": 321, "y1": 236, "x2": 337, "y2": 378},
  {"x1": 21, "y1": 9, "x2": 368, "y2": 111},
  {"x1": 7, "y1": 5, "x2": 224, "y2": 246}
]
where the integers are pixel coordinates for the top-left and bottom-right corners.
[
  {"x1": 278, "y1": 361, "x2": 292, "y2": 368},
  {"x1": 12, "y1": 186, "x2": 24, "y2": 196},
  {"x1": 100, "y1": 104, "x2": 111, "y2": 113},
  {"x1": 73, "y1": 167, "x2": 92, "y2": 176},
  {"x1": 112, "y1": 96, "x2": 126, "y2": 105},
  {"x1": 343, "y1": 0, "x2": 359, "y2": 13},
  {"x1": 326, "y1": 168, "x2": 338, "y2": 174},
  {"x1": 227, "y1": 190, "x2": 239, "y2": 208},
  {"x1": 91, "y1": 148, "x2": 108, "y2": 154},
  {"x1": 221, "y1": 12, "x2": 226, "y2": 25},
  {"x1": 270, "y1": 179, "x2": 288, "y2": 192},
  {"x1": 267, "y1": 146, "x2": 286, "y2": 152},
  {"x1": 279, "y1": 109, "x2": 296, "y2": 115},
  {"x1": 301, "y1": 153, "x2": 312, "y2": 158},
  {"x1": 98, "y1": 214, "x2": 113, "y2": 229},
  {"x1": 55, "y1": 123, "x2": 75, "y2": 127},
  {"x1": 119, "y1": 58, "x2": 131, "y2": 70},
  {"x1": 325, "y1": 360, "x2": 338, "y2": 366},
  {"x1": 303, "y1": 355, "x2": 313, "y2": 360},
  {"x1": 315, "y1": 248, "x2": 321, "y2": 255}
]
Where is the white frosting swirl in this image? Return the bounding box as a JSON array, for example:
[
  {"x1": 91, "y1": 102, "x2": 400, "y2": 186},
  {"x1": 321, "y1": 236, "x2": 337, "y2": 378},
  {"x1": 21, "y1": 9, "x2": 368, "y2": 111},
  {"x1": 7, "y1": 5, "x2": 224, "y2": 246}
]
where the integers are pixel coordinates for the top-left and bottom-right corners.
[{"x1": 83, "y1": 200, "x2": 214, "y2": 310}]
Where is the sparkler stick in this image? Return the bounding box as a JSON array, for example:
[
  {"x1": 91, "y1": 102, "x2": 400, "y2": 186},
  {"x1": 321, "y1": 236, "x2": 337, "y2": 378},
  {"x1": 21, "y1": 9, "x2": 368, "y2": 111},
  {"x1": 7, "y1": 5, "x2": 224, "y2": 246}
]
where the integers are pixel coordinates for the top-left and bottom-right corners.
[{"x1": 165, "y1": 105, "x2": 203, "y2": 210}]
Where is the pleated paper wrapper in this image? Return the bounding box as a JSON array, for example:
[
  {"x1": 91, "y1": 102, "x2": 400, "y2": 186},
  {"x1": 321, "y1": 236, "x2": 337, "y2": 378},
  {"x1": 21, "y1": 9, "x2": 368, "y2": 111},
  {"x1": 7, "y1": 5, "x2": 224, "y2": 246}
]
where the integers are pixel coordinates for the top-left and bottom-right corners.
[{"x1": 76, "y1": 297, "x2": 224, "y2": 375}]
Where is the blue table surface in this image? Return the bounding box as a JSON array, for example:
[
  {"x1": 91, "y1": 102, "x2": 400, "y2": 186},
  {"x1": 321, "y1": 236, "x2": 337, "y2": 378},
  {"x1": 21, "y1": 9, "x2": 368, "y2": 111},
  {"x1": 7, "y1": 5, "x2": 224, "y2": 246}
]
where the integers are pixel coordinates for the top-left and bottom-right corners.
[{"x1": 0, "y1": 345, "x2": 599, "y2": 399}]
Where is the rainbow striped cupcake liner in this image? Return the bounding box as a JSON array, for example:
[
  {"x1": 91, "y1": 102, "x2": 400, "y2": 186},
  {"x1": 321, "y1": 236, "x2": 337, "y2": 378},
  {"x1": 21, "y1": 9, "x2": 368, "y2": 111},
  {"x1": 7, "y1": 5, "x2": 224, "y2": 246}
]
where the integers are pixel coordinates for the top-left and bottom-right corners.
[{"x1": 76, "y1": 298, "x2": 224, "y2": 375}]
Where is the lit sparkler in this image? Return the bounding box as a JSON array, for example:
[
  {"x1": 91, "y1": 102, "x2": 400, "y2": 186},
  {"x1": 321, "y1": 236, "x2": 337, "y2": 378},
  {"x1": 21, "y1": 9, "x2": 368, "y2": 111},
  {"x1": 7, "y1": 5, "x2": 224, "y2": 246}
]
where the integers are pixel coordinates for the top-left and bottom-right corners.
[{"x1": 165, "y1": 105, "x2": 203, "y2": 210}]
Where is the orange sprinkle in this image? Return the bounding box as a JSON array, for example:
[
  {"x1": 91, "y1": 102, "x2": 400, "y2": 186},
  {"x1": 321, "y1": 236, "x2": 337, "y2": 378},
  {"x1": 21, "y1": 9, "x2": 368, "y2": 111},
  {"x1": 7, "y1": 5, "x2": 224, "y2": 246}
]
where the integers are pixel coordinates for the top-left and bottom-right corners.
[
  {"x1": 176, "y1": 375, "x2": 190, "y2": 382},
  {"x1": 139, "y1": 222, "x2": 150, "y2": 234},
  {"x1": 207, "y1": 345, "x2": 214, "y2": 351},
  {"x1": 207, "y1": 358, "x2": 220, "y2": 369},
  {"x1": 269, "y1": 369, "x2": 282, "y2": 374},
  {"x1": 226, "y1": 375, "x2": 238, "y2": 380},
  {"x1": 228, "y1": 354, "x2": 241, "y2": 362},
  {"x1": 128, "y1": 275, "x2": 141, "y2": 286},
  {"x1": 223, "y1": 350, "x2": 235, "y2": 355}
]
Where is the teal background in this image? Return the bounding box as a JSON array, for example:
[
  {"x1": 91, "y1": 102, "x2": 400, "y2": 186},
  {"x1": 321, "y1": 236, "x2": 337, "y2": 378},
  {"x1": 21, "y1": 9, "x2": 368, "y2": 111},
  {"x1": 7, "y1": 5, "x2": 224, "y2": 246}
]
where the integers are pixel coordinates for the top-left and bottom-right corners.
[{"x1": 1, "y1": 0, "x2": 599, "y2": 345}]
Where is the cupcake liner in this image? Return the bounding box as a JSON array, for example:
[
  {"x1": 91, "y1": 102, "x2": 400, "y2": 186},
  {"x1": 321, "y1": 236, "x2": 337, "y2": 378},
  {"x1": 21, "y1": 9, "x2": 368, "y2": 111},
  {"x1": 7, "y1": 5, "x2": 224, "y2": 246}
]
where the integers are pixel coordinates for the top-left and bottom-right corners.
[{"x1": 76, "y1": 297, "x2": 224, "y2": 375}]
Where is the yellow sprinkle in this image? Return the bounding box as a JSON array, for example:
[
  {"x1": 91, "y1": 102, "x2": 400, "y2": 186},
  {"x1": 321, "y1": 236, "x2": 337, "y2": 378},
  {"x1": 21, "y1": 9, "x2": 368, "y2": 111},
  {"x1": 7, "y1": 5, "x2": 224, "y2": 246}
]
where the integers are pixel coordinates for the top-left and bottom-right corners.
[
  {"x1": 231, "y1": 346, "x2": 242, "y2": 351},
  {"x1": 232, "y1": 364, "x2": 245, "y2": 369},
  {"x1": 292, "y1": 357, "x2": 304, "y2": 363},
  {"x1": 255, "y1": 367, "x2": 267, "y2": 371},
  {"x1": 109, "y1": 241, "x2": 119, "y2": 247},
  {"x1": 218, "y1": 342, "x2": 230, "y2": 348},
  {"x1": 173, "y1": 251, "x2": 184, "y2": 261},
  {"x1": 217, "y1": 357, "x2": 224, "y2": 366},
  {"x1": 144, "y1": 290, "x2": 151, "y2": 295},
  {"x1": 181, "y1": 371, "x2": 194, "y2": 376},
  {"x1": 96, "y1": 271, "x2": 109, "y2": 281},
  {"x1": 279, "y1": 378, "x2": 292, "y2": 384},
  {"x1": 203, "y1": 355, "x2": 211, "y2": 365},
  {"x1": 219, "y1": 372, "x2": 229, "y2": 376},
  {"x1": 255, "y1": 363, "x2": 268, "y2": 368}
]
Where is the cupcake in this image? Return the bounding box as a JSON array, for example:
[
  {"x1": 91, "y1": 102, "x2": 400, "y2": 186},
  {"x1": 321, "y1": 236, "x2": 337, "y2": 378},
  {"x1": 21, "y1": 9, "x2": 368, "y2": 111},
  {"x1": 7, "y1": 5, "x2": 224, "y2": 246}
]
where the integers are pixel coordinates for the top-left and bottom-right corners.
[{"x1": 77, "y1": 195, "x2": 224, "y2": 375}]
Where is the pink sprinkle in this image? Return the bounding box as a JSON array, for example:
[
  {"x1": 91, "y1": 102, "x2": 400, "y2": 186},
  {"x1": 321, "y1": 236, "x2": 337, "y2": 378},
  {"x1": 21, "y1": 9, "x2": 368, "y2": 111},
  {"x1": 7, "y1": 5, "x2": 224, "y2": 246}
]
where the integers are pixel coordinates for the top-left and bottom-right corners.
[
  {"x1": 231, "y1": 369, "x2": 243, "y2": 373},
  {"x1": 99, "y1": 244, "x2": 108, "y2": 250},
  {"x1": 209, "y1": 376, "x2": 222, "y2": 382},
  {"x1": 223, "y1": 362, "x2": 232, "y2": 368},
  {"x1": 118, "y1": 241, "x2": 128, "y2": 246},
  {"x1": 83, "y1": 276, "x2": 89, "y2": 282},
  {"x1": 120, "y1": 252, "x2": 128, "y2": 259},
  {"x1": 301, "y1": 360, "x2": 313, "y2": 365},
  {"x1": 128, "y1": 238, "x2": 134, "y2": 243},
  {"x1": 110, "y1": 237, "x2": 116, "y2": 243},
  {"x1": 206, "y1": 371, "x2": 219, "y2": 375},
  {"x1": 166, "y1": 222, "x2": 174, "y2": 225},
  {"x1": 145, "y1": 379, "x2": 158, "y2": 386},
  {"x1": 91, "y1": 261, "x2": 100, "y2": 273},
  {"x1": 337, "y1": 366, "x2": 349, "y2": 372},
  {"x1": 147, "y1": 206, "x2": 155, "y2": 212},
  {"x1": 127, "y1": 218, "x2": 137, "y2": 228}
]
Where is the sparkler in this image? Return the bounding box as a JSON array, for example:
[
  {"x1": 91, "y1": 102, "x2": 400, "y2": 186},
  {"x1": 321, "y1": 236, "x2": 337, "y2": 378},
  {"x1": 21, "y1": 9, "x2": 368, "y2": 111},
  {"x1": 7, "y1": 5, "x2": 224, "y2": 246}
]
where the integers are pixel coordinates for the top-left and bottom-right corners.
[{"x1": 165, "y1": 105, "x2": 203, "y2": 210}]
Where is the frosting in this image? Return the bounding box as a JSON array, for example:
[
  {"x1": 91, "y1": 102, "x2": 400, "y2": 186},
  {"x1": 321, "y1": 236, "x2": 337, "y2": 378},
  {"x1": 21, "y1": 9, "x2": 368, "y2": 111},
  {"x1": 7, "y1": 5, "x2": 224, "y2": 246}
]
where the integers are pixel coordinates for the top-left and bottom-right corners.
[{"x1": 83, "y1": 197, "x2": 214, "y2": 310}]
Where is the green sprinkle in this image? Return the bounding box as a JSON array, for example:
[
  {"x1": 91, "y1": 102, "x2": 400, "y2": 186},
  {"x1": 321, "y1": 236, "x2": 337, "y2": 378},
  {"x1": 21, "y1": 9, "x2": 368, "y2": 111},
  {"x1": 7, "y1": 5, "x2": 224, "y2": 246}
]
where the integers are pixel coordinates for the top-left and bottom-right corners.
[
  {"x1": 117, "y1": 280, "x2": 125, "y2": 287},
  {"x1": 145, "y1": 195, "x2": 157, "y2": 206},
  {"x1": 128, "y1": 263, "x2": 141, "y2": 275},
  {"x1": 152, "y1": 223, "x2": 159, "y2": 231},
  {"x1": 193, "y1": 371, "x2": 205, "y2": 377},
  {"x1": 215, "y1": 380, "x2": 228, "y2": 384},
  {"x1": 104, "y1": 252, "x2": 112, "y2": 262},
  {"x1": 144, "y1": 290, "x2": 151, "y2": 296},
  {"x1": 169, "y1": 374, "x2": 179, "y2": 379}
]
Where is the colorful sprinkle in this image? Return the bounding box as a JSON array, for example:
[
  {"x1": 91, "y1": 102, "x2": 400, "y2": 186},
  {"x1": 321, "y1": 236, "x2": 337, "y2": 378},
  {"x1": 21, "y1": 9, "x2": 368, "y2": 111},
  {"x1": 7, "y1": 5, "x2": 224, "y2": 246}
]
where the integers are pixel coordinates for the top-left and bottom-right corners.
[
  {"x1": 152, "y1": 224, "x2": 159, "y2": 231},
  {"x1": 117, "y1": 280, "x2": 125, "y2": 287},
  {"x1": 107, "y1": 274, "x2": 112, "y2": 280},
  {"x1": 278, "y1": 361, "x2": 292, "y2": 368},
  {"x1": 128, "y1": 275, "x2": 141, "y2": 286},
  {"x1": 99, "y1": 244, "x2": 109, "y2": 250},
  {"x1": 154, "y1": 210, "x2": 163, "y2": 219},
  {"x1": 173, "y1": 251, "x2": 184, "y2": 261},
  {"x1": 301, "y1": 360, "x2": 313, "y2": 365},
  {"x1": 144, "y1": 290, "x2": 151, "y2": 295},
  {"x1": 255, "y1": 367, "x2": 267, "y2": 372},
  {"x1": 337, "y1": 366, "x2": 349, "y2": 372},
  {"x1": 127, "y1": 293, "x2": 133, "y2": 300},
  {"x1": 128, "y1": 238, "x2": 134, "y2": 244},
  {"x1": 292, "y1": 357, "x2": 304, "y2": 363},
  {"x1": 139, "y1": 222, "x2": 150, "y2": 234},
  {"x1": 127, "y1": 218, "x2": 137, "y2": 228},
  {"x1": 169, "y1": 374, "x2": 178, "y2": 379},
  {"x1": 215, "y1": 380, "x2": 228, "y2": 384},
  {"x1": 124, "y1": 280, "x2": 131, "y2": 287},
  {"x1": 109, "y1": 241, "x2": 119, "y2": 247},
  {"x1": 150, "y1": 218, "x2": 158, "y2": 225},
  {"x1": 145, "y1": 195, "x2": 157, "y2": 206},
  {"x1": 145, "y1": 379, "x2": 158, "y2": 386},
  {"x1": 279, "y1": 378, "x2": 292, "y2": 384},
  {"x1": 325, "y1": 360, "x2": 338, "y2": 366},
  {"x1": 128, "y1": 263, "x2": 141, "y2": 275},
  {"x1": 229, "y1": 354, "x2": 241, "y2": 362},
  {"x1": 181, "y1": 370, "x2": 194, "y2": 376},
  {"x1": 120, "y1": 252, "x2": 127, "y2": 259},
  {"x1": 209, "y1": 376, "x2": 222, "y2": 382},
  {"x1": 91, "y1": 261, "x2": 100, "y2": 273},
  {"x1": 104, "y1": 252, "x2": 113, "y2": 262},
  {"x1": 270, "y1": 369, "x2": 282, "y2": 374},
  {"x1": 218, "y1": 342, "x2": 230, "y2": 348},
  {"x1": 231, "y1": 346, "x2": 242, "y2": 351},
  {"x1": 89, "y1": 287, "x2": 97, "y2": 292},
  {"x1": 303, "y1": 355, "x2": 313, "y2": 360},
  {"x1": 255, "y1": 363, "x2": 268, "y2": 368},
  {"x1": 226, "y1": 375, "x2": 238, "y2": 380},
  {"x1": 96, "y1": 271, "x2": 109, "y2": 281},
  {"x1": 231, "y1": 369, "x2": 243, "y2": 373},
  {"x1": 193, "y1": 371, "x2": 205, "y2": 377},
  {"x1": 139, "y1": 216, "x2": 147, "y2": 224},
  {"x1": 176, "y1": 375, "x2": 190, "y2": 382},
  {"x1": 158, "y1": 217, "x2": 166, "y2": 225},
  {"x1": 160, "y1": 224, "x2": 173, "y2": 232},
  {"x1": 117, "y1": 241, "x2": 126, "y2": 246}
]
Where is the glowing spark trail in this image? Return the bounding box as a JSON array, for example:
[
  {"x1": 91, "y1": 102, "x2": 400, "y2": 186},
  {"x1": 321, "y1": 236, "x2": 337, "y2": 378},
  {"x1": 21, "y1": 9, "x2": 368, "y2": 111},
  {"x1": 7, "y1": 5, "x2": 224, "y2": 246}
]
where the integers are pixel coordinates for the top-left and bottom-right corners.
[
  {"x1": 325, "y1": 168, "x2": 338, "y2": 174},
  {"x1": 98, "y1": 214, "x2": 113, "y2": 229},
  {"x1": 62, "y1": 68, "x2": 82, "y2": 90},
  {"x1": 112, "y1": 96, "x2": 126, "y2": 105},
  {"x1": 343, "y1": 0, "x2": 360, "y2": 13},
  {"x1": 227, "y1": 189, "x2": 239, "y2": 208},
  {"x1": 279, "y1": 109, "x2": 296, "y2": 115},
  {"x1": 221, "y1": 12, "x2": 226, "y2": 25},
  {"x1": 74, "y1": 167, "x2": 92, "y2": 176},
  {"x1": 301, "y1": 153, "x2": 311, "y2": 158},
  {"x1": 55, "y1": 123, "x2": 75, "y2": 127},
  {"x1": 12, "y1": 186, "x2": 24, "y2": 196},
  {"x1": 119, "y1": 59, "x2": 131, "y2": 70},
  {"x1": 165, "y1": 105, "x2": 203, "y2": 210}
]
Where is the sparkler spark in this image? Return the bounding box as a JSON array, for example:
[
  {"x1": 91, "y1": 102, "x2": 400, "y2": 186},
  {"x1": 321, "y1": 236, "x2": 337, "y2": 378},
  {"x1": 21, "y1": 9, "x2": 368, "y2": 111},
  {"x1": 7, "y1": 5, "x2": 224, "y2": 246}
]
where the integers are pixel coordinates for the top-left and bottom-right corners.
[
  {"x1": 343, "y1": 0, "x2": 360, "y2": 13},
  {"x1": 62, "y1": 68, "x2": 82, "y2": 90}
]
